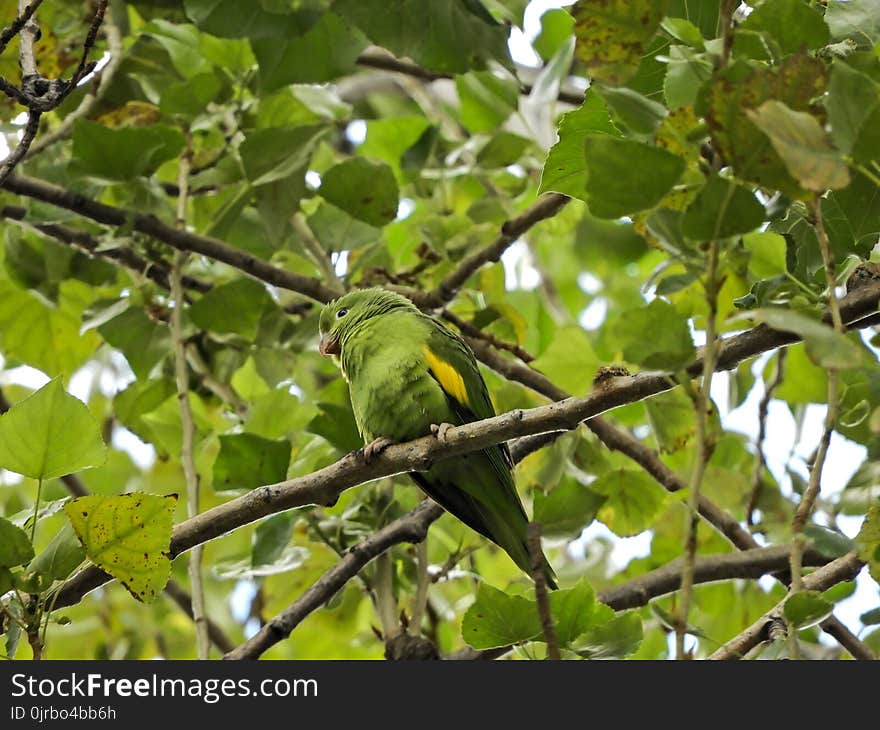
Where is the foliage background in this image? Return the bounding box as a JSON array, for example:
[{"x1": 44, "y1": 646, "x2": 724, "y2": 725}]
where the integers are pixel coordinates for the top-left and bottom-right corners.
[{"x1": 0, "y1": 0, "x2": 879, "y2": 660}]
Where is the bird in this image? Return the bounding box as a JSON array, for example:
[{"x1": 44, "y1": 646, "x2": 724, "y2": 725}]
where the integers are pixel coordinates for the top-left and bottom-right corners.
[{"x1": 318, "y1": 287, "x2": 557, "y2": 589}]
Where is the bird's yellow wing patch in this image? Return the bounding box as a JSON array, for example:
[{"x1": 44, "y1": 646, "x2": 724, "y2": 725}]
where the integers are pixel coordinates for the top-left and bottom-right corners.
[{"x1": 423, "y1": 345, "x2": 470, "y2": 407}]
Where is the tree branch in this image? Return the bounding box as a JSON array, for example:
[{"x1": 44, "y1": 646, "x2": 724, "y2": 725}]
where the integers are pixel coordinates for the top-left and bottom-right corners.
[
  {"x1": 528, "y1": 522, "x2": 560, "y2": 659},
  {"x1": 224, "y1": 501, "x2": 443, "y2": 659},
  {"x1": 26, "y1": 12, "x2": 123, "y2": 158},
  {"x1": 355, "y1": 49, "x2": 585, "y2": 106},
  {"x1": 708, "y1": 552, "x2": 865, "y2": 660},
  {"x1": 409, "y1": 193, "x2": 569, "y2": 308},
  {"x1": 162, "y1": 579, "x2": 236, "y2": 655},
  {"x1": 0, "y1": 174, "x2": 339, "y2": 303},
  {"x1": 50, "y1": 280, "x2": 880, "y2": 612},
  {"x1": 170, "y1": 143, "x2": 210, "y2": 660},
  {"x1": 0, "y1": 204, "x2": 211, "y2": 294}
]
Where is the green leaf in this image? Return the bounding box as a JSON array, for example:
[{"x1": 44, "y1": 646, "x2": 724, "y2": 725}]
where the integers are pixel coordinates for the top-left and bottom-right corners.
[
  {"x1": 860, "y1": 607, "x2": 880, "y2": 626},
  {"x1": 571, "y1": 0, "x2": 669, "y2": 86},
  {"x1": 461, "y1": 584, "x2": 542, "y2": 649},
  {"x1": 71, "y1": 121, "x2": 185, "y2": 183},
  {"x1": 0, "y1": 378, "x2": 106, "y2": 481},
  {"x1": 213, "y1": 433, "x2": 292, "y2": 491},
  {"x1": 534, "y1": 478, "x2": 605, "y2": 539},
  {"x1": 334, "y1": 0, "x2": 511, "y2": 74},
  {"x1": 98, "y1": 307, "x2": 170, "y2": 379},
  {"x1": 26, "y1": 523, "x2": 85, "y2": 581},
  {"x1": 737, "y1": 0, "x2": 829, "y2": 56},
  {"x1": 743, "y1": 232, "x2": 788, "y2": 280},
  {"x1": 681, "y1": 177, "x2": 765, "y2": 240},
  {"x1": 189, "y1": 279, "x2": 275, "y2": 339},
  {"x1": 663, "y1": 44, "x2": 713, "y2": 109},
  {"x1": 539, "y1": 92, "x2": 619, "y2": 201},
  {"x1": 213, "y1": 545, "x2": 310, "y2": 580},
  {"x1": 306, "y1": 402, "x2": 363, "y2": 453},
  {"x1": 828, "y1": 61, "x2": 880, "y2": 157},
  {"x1": 614, "y1": 298, "x2": 695, "y2": 371},
  {"x1": 573, "y1": 604, "x2": 643, "y2": 658},
  {"x1": 319, "y1": 158, "x2": 399, "y2": 227},
  {"x1": 753, "y1": 309, "x2": 863, "y2": 370},
  {"x1": 144, "y1": 20, "x2": 212, "y2": 78},
  {"x1": 825, "y1": 0, "x2": 880, "y2": 47},
  {"x1": 0, "y1": 282, "x2": 100, "y2": 379},
  {"x1": 784, "y1": 590, "x2": 834, "y2": 630},
  {"x1": 183, "y1": 0, "x2": 318, "y2": 38},
  {"x1": 857, "y1": 504, "x2": 880, "y2": 583},
  {"x1": 590, "y1": 468, "x2": 668, "y2": 537},
  {"x1": 64, "y1": 493, "x2": 178, "y2": 603},
  {"x1": 549, "y1": 580, "x2": 597, "y2": 646},
  {"x1": 531, "y1": 326, "x2": 601, "y2": 396},
  {"x1": 595, "y1": 86, "x2": 666, "y2": 136},
  {"x1": 534, "y1": 8, "x2": 575, "y2": 62},
  {"x1": 477, "y1": 132, "x2": 532, "y2": 168},
  {"x1": 160, "y1": 71, "x2": 222, "y2": 118},
  {"x1": 240, "y1": 124, "x2": 327, "y2": 186},
  {"x1": 0, "y1": 517, "x2": 34, "y2": 568},
  {"x1": 307, "y1": 203, "x2": 379, "y2": 254},
  {"x1": 456, "y1": 71, "x2": 519, "y2": 133},
  {"x1": 822, "y1": 172, "x2": 880, "y2": 259},
  {"x1": 644, "y1": 387, "x2": 695, "y2": 454},
  {"x1": 252, "y1": 513, "x2": 296, "y2": 567},
  {"x1": 746, "y1": 100, "x2": 851, "y2": 192},
  {"x1": 584, "y1": 135, "x2": 685, "y2": 218},
  {"x1": 252, "y1": 13, "x2": 367, "y2": 91},
  {"x1": 360, "y1": 116, "x2": 431, "y2": 169},
  {"x1": 803, "y1": 524, "x2": 855, "y2": 559}
]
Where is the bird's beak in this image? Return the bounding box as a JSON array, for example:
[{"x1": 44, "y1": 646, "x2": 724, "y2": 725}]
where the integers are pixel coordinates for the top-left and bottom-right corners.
[{"x1": 319, "y1": 334, "x2": 339, "y2": 357}]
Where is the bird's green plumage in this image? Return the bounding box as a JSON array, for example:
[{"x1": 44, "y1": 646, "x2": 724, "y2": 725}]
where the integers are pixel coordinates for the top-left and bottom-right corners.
[{"x1": 319, "y1": 288, "x2": 556, "y2": 588}]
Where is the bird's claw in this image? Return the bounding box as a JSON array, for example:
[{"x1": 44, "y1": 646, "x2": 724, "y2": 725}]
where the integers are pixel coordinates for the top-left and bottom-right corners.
[
  {"x1": 363, "y1": 437, "x2": 394, "y2": 464},
  {"x1": 430, "y1": 422, "x2": 453, "y2": 443}
]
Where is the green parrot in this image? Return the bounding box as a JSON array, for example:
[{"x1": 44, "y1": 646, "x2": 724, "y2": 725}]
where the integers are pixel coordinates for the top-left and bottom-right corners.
[{"x1": 318, "y1": 287, "x2": 557, "y2": 588}]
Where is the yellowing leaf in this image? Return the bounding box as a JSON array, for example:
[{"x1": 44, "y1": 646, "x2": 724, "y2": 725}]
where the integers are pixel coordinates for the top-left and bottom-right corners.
[
  {"x1": 64, "y1": 493, "x2": 178, "y2": 603},
  {"x1": 571, "y1": 0, "x2": 669, "y2": 86},
  {"x1": 746, "y1": 100, "x2": 851, "y2": 192}
]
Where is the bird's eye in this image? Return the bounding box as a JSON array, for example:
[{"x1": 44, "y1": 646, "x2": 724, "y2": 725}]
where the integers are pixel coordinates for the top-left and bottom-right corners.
[{"x1": 336, "y1": 308, "x2": 349, "y2": 319}]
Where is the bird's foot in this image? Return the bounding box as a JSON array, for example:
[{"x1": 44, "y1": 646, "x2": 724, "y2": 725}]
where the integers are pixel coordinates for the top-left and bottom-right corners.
[
  {"x1": 362, "y1": 436, "x2": 394, "y2": 464},
  {"x1": 430, "y1": 422, "x2": 454, "y2": 443}
]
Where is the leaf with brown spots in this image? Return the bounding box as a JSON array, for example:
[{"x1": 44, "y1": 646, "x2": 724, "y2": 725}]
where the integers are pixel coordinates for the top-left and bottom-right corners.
[
  {"x1": 698, "y1": 55, "x2": 827, "y2": 196},
  {"x1": 571, "y1": 0, "x2": 670, "y2": 86},
  {"x1": 64, "y1": 493, "x2": 178, "y2": 603}
]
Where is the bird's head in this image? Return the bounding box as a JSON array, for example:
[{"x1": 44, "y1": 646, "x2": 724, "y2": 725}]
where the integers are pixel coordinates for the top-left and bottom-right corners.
[{"x1": 318, "y1": 287, "x2": 416, "y2": 356}]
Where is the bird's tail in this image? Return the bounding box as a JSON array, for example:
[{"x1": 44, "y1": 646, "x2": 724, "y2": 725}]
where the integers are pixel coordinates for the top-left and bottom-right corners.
[{"x1": 504, "y1": 528, "x2": 558, "y2": 591}]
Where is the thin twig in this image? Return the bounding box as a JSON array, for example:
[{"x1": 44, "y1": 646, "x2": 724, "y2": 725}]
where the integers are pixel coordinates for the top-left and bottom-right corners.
[
  {"x1": 0, "y1": 205, "x2": 212, "y2": 294},
  {"x1": 185, "y1": 343, "x2": 248, "y2": 418},
  {"x1": 1, "y1": 174, "x2": 339, "y2": 303},
  {"x1": 677, "y1": 238, "x2": 721, "y2": 660},
  {"x1": 355, "y1": 49, "x2": 585, "y2": 106},
  {"x1": 224, "y1": 501, "x2": 442, "y2": 659},
  {"x1": 163, "y1": 580, "x2": 236, "y2": 654},
  {"x1": 27, "y1": 10, "x2": 122, "y2": 158},
  {"x1": 291, "y1": 212, "x2": 345, "y2": 296},
  {"x1": 442, "y1": 309, "x2": 535, "y2": 362},
  {"x1": 747, "y1": 349, "x2": 787, "y2": 526},
  {"x1": 787, "y1": 199, "x2": 843, "y2": 656},
  {"x1": 528, "y1": 522, "x2": 560, "y2": 660},
  {"x1": 409, "y1": 194, "x2": 569, "y2": 308},
  {"x1": 0, "y1": 109, "x2": 40, "y2": 186},
  {"x1": 0, "y1": 0, "x2": 44, "y2": 56},
  {"x1": 169, "y1": 141, "x2": 210, "y2": 660},
  {"x1": 709, "y1": 552, "x2": 864, "y2": 660},
  {"x1": 408, "y1": 539, "x2": 430, "y2": 637}
]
